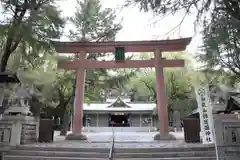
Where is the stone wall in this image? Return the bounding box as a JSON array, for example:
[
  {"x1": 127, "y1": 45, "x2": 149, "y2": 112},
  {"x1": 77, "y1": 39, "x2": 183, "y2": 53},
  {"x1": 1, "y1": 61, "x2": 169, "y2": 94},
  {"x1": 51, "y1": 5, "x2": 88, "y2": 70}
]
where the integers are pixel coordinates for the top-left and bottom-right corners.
[
  {"x1": 0, "y1": 123, "x2": 12, "y2": 144},
  {"x1": 21, "y1": 123, "x2": 38, "y2": 144},
  {"x1": 217, "y1": 146, "x2": 240, "y2": 160},
  {"x1": 213, "y1": 114, "x2": 240, "y2": 160},
  {"x1": 0, "y1": 115, "x2": 39, "y2": 146}
]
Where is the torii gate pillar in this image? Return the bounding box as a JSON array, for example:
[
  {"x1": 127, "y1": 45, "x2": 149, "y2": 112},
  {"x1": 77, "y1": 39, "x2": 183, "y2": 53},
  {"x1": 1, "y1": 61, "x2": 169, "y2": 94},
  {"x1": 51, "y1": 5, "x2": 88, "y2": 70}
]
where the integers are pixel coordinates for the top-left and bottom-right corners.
[
  {"x1": 66, "y1": 53, "x2": 87, "y2": 140},
  {"x1": 154, "y1": 50, "x2": 175, "y2": 140}
]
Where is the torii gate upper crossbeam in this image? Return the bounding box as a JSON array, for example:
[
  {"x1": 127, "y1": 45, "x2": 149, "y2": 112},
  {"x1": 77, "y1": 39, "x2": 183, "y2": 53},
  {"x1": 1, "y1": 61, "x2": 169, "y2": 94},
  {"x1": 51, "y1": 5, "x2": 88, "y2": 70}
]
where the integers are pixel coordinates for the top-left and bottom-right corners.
[{"x1": 52, "y1": 37, "x2": 191, "y2": 53}]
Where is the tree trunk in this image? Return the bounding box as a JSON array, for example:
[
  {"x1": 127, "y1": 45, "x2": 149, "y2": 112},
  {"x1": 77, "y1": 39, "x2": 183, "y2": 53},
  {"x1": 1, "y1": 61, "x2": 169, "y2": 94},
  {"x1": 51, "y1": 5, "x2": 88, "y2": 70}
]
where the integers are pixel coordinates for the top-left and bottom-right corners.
[
  {"x1": 0, "y1": 48, "x2": 11, "y2": 72},
  {"x1": 59, "y1": 96, "x2": 72, "y2": 136},
  {"x1": 60, "y1": 111, "x2": 71, "y2": 135},
  {"x1": 103, "y1": 88, "x2": 108, "y2": 102},
  {"x1": 0, "y1": 92, "x2": 4, "y2": 118},
  {"x1": 0, "y1": 87, "x2": 4, "y2": 106},
  {"x1": 0, "y1": 85, "x2": 5, "y2": 115},
  {"x1": 60, "y1": 77, "x2": 76, "y2": 135}
]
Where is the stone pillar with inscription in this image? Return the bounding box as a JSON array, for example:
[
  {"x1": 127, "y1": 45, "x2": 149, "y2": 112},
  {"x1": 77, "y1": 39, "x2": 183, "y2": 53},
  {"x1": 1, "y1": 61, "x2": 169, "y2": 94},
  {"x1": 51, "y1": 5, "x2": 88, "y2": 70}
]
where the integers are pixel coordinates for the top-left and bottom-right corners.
[
  {"x1": 198, "y1": 83, "x2": 240, "y2": 159},
  {"x1": 0, "y1": 86, "x2": 39, "y2": 146},
  {"x1": 195, "y1": 85, "x2": 215, "y2": 144}
]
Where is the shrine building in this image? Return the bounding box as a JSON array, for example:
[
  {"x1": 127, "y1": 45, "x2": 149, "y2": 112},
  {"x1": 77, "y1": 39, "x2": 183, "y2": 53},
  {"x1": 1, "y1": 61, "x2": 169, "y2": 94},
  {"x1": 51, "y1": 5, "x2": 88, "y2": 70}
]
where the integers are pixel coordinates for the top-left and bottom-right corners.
[{"x1": 82, "y1": 96, "x2": 158, "y2": 128}]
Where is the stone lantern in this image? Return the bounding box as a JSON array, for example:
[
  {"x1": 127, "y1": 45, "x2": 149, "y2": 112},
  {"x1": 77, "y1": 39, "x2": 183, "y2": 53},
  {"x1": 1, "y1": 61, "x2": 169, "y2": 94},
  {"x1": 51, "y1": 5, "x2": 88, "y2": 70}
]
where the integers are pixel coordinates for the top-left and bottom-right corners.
[{"x1": 0, "y1": 72, "x2": 39, "y2": 146}]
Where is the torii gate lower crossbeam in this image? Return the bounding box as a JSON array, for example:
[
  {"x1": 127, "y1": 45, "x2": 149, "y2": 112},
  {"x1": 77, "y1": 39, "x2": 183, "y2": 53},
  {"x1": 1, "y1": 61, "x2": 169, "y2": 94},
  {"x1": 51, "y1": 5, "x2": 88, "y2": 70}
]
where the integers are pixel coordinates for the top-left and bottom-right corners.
[
  {"x1": 52, "y1": 37, "x2": 192, "y2": 141},
  {"x1": 58, "y1": 59, "x2": 184, "y2": 69}
]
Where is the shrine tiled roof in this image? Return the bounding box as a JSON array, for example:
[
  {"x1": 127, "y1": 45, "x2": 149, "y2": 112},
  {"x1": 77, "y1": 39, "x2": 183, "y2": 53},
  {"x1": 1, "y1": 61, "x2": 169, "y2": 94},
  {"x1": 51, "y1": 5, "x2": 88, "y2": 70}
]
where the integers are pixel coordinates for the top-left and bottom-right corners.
[
  {"x1": 106, "y1": 96, "x2": 131, "y2": 108},
  {"x1": 83, "y1": 96, "x2": 155, "y2": 111}
]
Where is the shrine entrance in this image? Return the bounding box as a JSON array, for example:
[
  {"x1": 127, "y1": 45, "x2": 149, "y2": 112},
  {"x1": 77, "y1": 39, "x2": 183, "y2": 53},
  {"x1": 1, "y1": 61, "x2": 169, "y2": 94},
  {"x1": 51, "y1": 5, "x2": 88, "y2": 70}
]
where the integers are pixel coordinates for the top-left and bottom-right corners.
[
  {"x1": 52, "y1": 37, "x2": 191, "y2": 140},
  {"x1": 109, "y1": 113, "x2": 130, "y2": 127}
]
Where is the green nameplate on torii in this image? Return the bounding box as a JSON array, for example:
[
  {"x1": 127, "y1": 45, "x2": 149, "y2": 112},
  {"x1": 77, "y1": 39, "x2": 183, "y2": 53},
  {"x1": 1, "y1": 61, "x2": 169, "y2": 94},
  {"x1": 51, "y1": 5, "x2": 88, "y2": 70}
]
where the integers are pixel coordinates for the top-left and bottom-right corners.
[{"x1": 115, "y1": 47, "x2": 125, "y2": 62}]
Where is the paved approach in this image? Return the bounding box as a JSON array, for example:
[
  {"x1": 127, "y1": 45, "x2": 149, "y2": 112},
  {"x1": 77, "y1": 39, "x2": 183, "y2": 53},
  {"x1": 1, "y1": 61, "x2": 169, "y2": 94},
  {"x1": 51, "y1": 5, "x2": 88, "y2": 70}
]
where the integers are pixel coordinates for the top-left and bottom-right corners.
[
  {"x1": 54, "y1": 131, "x2": 185, "y2": 142},
  {"x1": 20, "y1": 131, "x2": 211, "y2": 149}
]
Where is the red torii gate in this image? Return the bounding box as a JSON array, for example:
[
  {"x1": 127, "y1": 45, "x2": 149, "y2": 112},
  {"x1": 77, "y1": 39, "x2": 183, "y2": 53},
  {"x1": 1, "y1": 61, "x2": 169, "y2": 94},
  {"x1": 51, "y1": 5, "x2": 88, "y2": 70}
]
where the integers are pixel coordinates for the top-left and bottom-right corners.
[{"x1": 52, "y1": 37, "x2": 191, "y2": 140}]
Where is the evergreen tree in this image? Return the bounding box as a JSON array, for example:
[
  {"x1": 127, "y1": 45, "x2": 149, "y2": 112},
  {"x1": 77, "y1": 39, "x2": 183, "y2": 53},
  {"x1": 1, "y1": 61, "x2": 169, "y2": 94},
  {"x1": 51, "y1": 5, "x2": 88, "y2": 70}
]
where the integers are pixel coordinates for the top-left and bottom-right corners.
[
  {"x1": 70, "y1": 0, "x2": 122, "y2": 42},
  {"x1": 0, "y1": 0, "x2": 65, "y2": 107},
  {"x1": 200, "y1": 3, "x2": 240, "y2": 77},
  {"x1": 125, "y1": 0, "x2": 240, "y2": 25},
  {"x1": 0, "y1": 0, "x2": 65, "y2": 72},
  {"x1": 125, "y1": 0, "x2": 240, "y2": 85}
]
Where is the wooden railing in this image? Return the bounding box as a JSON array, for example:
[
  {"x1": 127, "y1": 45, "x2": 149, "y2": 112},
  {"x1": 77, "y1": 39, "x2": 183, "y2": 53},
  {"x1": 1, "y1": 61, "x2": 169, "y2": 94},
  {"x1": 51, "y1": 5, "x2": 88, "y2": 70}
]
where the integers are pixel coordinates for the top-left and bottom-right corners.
[{"x1": 109, "y1": 126, "x2": 115, "y2": 160}]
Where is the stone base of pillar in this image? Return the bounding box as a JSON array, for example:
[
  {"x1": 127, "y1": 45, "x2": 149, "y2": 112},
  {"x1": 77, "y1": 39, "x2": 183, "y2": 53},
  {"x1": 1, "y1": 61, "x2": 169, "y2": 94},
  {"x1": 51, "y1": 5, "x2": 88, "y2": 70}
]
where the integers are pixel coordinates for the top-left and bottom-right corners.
[
  {"x1": 65, "y1": 133, "x2": 87, "y2": 140},
  {"x1": 153, "y1": 132, "x2": 176, "y2": 140}
]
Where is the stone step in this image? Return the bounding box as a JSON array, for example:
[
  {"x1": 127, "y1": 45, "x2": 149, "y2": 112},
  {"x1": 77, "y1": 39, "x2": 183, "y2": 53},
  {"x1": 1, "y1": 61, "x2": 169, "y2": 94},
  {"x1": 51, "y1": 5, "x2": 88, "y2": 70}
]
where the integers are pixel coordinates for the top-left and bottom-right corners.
[
  {"x1": 116, "y1": 158, "x2": 218, "y2": 160},
  {"x1": 6, "y1": 150, "x2": 109, "y2": 158},
  {"x1": 113, "y1": 151, "x2": 216, "y2": 158},
  {"x1": 3, "y1": 155, "x2": 218, "y2": 160},
  {"x1": 114, "y1": 146, "x2": 215, "y2": 153},
  {"x1": 5, "y1": 150, "x2": 216, "y2": 158},
  {"x1": 14, "y1": 146, "x2": 109, "y2": 153},
  {"x1": 15, "y1": 145, "x2": 215, "y2": 153},
  {"x1": 117, "y1": 158, "x2": 218, "y2": 160},
  {"x1": 3, "y1": 155, "x2": 106, "y2": 160},
  {"x1": 4, "y1": 145, "x2": 217, "y2": 160}
]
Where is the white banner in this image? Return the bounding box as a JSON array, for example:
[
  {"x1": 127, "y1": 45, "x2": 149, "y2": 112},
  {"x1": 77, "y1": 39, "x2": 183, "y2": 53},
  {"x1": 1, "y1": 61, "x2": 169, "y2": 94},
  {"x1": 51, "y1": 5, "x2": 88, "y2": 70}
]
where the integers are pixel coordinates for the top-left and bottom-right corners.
[{"x1": 195, "y1": 85, "x2": 214, "y2": 144}]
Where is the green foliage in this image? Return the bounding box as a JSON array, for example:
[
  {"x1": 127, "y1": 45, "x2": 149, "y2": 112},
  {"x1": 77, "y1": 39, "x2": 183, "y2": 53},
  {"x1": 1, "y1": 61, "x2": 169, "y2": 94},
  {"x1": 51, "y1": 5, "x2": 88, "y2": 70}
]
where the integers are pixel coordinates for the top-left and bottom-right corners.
[
  {"x1": 200, "y1": 2, "x2": 240, "y2": 76},
  {"x1": 125, "y1": 0, "x2": 240, "y2": 25},
  {"x1": 67, "y1": 0, "x2": 135, "y2": 103},
  {"x1": 20, "y1": 55, "x2": 72, "y2": 108},
  {"x1": 127, "y1": 0, "x2": 240, "y2": 76},
  {"x1": 198, "y1": 69, "x2": 240, "y2": 87},
  {"x1": 124, "y1": 0, "x2": 211, "y2": 20},
  {"x1": 127, "y1": 52, "x2": 196, "y2": 115},
  {"x1": 125, "y1": 0, "x2": 240, "y2": 90},
  {"x1": 65, "y1": 103, "x2": 71, "y2": 114},
  {"x1": 0, "y1": 0, "x2": 65, "y2": 71},
  {"x1": 69, "y1": 0, "x2": 122, "y2": 42}
]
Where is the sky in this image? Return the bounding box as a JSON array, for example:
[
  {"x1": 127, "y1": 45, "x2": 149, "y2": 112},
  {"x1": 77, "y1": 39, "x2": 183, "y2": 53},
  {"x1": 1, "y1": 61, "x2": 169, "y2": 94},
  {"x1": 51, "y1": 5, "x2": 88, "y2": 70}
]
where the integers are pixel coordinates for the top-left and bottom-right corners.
[{"x1": 58, "y1": 0, "x2": 203, "y2": 55}]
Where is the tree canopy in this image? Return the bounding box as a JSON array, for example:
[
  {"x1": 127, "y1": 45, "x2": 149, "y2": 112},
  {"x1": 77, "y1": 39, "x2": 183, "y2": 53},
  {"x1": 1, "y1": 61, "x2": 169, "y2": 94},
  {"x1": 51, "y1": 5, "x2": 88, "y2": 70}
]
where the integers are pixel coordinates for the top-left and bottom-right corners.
[
  {"x1": 125, "y1": 0, "x2": 240, "y2": 86},
  {"x1": 199, "y1": 1, "x2": 240, "y2": 77},
  {"x1": 126, "y1": 52, "x2": 196, "y2": 117},
  {"x1": 0, "y1": 0, "x2": 65, "y2": 72},
  {"x1": 125, "y1": 0, "x2": 240, "y2": 24}
]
